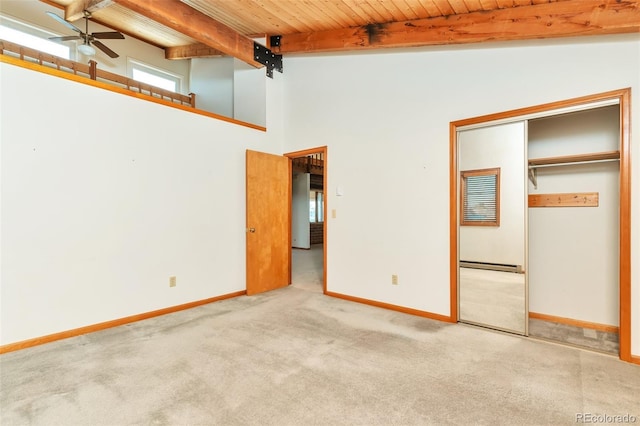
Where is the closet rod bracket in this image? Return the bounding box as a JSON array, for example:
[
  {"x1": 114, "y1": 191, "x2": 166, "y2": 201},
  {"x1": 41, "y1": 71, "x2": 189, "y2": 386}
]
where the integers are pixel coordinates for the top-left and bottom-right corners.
[{"x1": 528, "y1": 167, "x2": 538, "y2": 189}]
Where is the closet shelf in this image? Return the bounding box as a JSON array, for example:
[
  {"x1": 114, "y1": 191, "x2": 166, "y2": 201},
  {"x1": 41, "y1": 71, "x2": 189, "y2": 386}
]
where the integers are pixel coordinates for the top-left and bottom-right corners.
[
  {"x1": 528, "y1": 150, "x2": 620, "y2": 189},
  {"x1": 529, "y1": 150, "x2": 620, "y2": 167}
]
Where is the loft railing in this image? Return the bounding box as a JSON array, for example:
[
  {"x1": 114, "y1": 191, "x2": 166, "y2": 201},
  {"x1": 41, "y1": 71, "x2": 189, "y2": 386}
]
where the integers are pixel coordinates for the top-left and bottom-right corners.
[
  {"x1": 292, "y1": 153, "x2": 324, "y2": 174},
  {"x1": 0, "y1": 39, "x2": 196, "y2": 108}
]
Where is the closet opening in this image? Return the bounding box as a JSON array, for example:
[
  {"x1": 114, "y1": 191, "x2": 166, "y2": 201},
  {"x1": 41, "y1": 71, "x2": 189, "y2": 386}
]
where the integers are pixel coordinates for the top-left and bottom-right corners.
[
  {"x1": 527, "y1": 106, "x2": 620, "y2": 355},
  {"x1": 449, "y1": 89, "x2": 632, "y2": 362}
]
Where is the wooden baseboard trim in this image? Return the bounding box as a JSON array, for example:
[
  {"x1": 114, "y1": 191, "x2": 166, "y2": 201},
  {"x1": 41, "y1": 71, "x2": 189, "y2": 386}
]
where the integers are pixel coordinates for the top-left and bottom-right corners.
[
  {"x1": 529, "y1": 312, "x2": 618, "y2": 333},
  {"x1": 0, "y1": 290, "x2": 246, "y2": 354},
  {"x1": 630, "y1": 356, "x2": 640, "y2": 366},
  {"x1": 325, "y1": 291, "x2": 455, "y2": 323}
]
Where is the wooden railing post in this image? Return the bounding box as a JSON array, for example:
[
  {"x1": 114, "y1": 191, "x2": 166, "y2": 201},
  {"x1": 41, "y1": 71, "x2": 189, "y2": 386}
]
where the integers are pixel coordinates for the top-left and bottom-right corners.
[
  {"x1": 189, "y1": 93, "x2": 196, "y2": 108},
  {"x1": 88, "y1": 60, "x2": 97, "y2": 80}
]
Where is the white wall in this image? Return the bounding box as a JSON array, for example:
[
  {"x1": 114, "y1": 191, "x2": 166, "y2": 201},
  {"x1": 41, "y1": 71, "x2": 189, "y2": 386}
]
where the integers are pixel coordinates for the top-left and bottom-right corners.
[
  {"x1": 0, "y1": 63, "x2": 283, "y2": 344},
  {"x1": 0, "y1": 0, "x2": 190, "y2": 93},
  {"x1": 528, "y1": 107, "x2": 620, "y2": 325},
  {"x1": 292, "y1": 173, "x2": 310, "y2": 249},
  {"x1": 189, "y1": 57, "x2": 266, "y2": 126},
  {"x1": 279, "y1": 35, "x2": 640, "y2": 356},
  {"x1": 234, "y1": 59, "x2": 267, "y2": 127},
  {"x1": 190, "y1": 57, "x2": 234, "y2": 117},
  {"x1": 459, "y1": 122, "x2": 526, "y2": 267}
]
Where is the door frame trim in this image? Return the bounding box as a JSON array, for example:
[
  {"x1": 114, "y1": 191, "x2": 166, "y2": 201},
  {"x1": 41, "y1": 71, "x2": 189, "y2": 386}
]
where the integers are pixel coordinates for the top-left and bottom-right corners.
[
  {"x1": 285, "y1": 146, "x2": 328, "y2": 294},
  {"x1": 449, "y1": 88, "x2": 632, "y2": 363}
]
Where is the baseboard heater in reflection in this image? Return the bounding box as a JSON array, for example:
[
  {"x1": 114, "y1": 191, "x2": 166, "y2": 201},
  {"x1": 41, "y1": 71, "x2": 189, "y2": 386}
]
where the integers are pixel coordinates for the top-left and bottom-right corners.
[{"x1": 460, "y1": 261, "x2": 524, "y2": 274}]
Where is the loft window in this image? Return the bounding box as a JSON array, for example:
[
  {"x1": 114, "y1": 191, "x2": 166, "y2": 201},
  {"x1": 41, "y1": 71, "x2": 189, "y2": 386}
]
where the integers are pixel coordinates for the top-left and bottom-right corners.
[
  {"x1": 0, "y1": 14, "x2": 70, "y2": 59},
  {"x1": 309, "y1": 191, "x2": 324, "y2": 223},
  {"x1": 128, "y1": 58, "x2": 182, "y2": 92},
  {"x1": 460, "y1": 168, "x2": 500, "y2": 227}
]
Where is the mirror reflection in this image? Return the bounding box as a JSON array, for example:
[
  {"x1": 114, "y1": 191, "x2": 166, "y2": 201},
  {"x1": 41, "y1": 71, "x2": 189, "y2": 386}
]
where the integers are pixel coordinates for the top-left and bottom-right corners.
[
  {"x1": 459, "y1": 267, "x2": 525, "y2": 333},
  {"x1": 458, "y1": 122, "x2": 527, "y2": 334}
]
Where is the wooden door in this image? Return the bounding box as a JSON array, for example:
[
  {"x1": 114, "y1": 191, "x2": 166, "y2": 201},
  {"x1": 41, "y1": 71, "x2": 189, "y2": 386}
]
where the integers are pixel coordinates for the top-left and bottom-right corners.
[{"x1": 246, "y1": 150, "x2": 290, "y2": 295}]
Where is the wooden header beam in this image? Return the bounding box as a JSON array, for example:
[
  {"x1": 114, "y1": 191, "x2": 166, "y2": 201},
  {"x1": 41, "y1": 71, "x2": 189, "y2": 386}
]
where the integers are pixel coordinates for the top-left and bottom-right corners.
[
  {"x1": 113, "y1": 0, "x2": 263, "y2": 68},
  {"x1": 165, "y1": 43, "x2": 225, "y2": 60},
  {"x1": 65, "y1": 0, "x2": 114, "y2": 22},
  {"x1": 276, "y1": 0, "x2": 640, "y2": 54}
]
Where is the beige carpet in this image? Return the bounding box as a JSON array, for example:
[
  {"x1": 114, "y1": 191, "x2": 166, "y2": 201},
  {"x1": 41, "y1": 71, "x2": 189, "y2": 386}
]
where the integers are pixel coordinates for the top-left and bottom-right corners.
[
  {"x1": 1, "y1": 249, "x2": 639, "y2": 425},
  {"x1": 291, "y1": 245, "x2": 324, "y2": 293}
]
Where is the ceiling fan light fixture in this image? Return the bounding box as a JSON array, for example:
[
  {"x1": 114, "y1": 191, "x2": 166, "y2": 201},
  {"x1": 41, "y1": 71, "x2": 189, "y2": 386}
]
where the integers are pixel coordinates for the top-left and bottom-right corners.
[{"x1": 78, "y1": 43, "x2": 95, "y2": 56}]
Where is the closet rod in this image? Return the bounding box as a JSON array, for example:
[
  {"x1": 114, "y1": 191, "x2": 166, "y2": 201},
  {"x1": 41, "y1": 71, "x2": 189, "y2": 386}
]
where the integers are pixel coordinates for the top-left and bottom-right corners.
[
  {"x1": 528, "y1": 150, "x2": 620, "y2": 168},
  {"x1": 529, "y1": 158, "x2": 620, "y2": 169},
  {"x1": 527, "y1": 150, "x2": 620, "y2": 189}
]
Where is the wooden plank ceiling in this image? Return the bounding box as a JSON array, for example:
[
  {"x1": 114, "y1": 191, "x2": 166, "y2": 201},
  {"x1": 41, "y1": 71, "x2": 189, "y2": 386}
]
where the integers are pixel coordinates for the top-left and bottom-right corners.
[{"x1": 41, "y1": 0, "x2": 640, "y2": 66}]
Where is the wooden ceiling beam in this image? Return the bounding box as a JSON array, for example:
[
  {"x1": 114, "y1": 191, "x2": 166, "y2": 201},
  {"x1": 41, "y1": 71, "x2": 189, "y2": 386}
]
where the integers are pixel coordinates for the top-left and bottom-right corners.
[
  {"x1": 165, "y1": 43, "x2": 226, "y2": 60},
  {"x1": 65, "y1": 0, "x2": 114, "y2": 22},
  {"x1": 276, "y1": 0, "x2": 640, "y2": 54},
  {"x1": 112, "y1": 0, "x2": 263, "y2": 68}
]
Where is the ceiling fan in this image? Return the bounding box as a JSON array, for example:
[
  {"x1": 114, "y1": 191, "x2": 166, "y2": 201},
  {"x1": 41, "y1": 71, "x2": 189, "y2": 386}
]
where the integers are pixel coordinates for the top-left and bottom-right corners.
[{"x1": 46, "y1": 10, "x2": 124, "y2": 58}]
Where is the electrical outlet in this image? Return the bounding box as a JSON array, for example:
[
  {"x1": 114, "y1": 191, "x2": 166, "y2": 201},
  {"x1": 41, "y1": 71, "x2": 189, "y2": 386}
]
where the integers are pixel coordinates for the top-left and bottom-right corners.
[
  {"x1": 392, "y1": 274, "x2": 398, "y2": 285},
  {"x1": 169, "y1": 276, "x2": 176, "y2": 287}
]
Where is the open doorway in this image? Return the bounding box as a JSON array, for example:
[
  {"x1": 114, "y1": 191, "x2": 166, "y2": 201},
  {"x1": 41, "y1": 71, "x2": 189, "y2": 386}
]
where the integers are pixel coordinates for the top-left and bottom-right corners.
[{"x1": 285, "y1": 147, "x2": 327, "y2": 294}]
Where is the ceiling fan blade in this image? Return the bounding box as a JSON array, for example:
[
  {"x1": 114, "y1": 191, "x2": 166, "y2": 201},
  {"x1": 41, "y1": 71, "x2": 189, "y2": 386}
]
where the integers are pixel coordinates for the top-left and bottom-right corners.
[
  {"x1": 91, "y1": 31, "x2": 125, "y2": 40},
  {"x1": 49, "y1": 35, "x2": 82, "y2": 42},
  {"x1": 92, "y1": 40, "x2": 119, "y2": 58},
  {"x1": 45, "y1": 11, "x2": 82, "y2": 34}
]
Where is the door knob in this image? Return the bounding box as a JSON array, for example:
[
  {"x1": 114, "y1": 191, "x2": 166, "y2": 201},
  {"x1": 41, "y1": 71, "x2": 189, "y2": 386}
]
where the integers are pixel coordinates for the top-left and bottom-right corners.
[{"x1": 247, "y1": 227, "x2": 256, "y2": 233}]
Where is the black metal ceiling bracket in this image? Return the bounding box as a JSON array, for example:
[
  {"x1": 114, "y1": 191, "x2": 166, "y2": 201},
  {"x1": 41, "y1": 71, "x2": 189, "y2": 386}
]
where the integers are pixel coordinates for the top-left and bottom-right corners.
[{"x1": 254, "y1": 41, "x2": 283, "y2": 78}]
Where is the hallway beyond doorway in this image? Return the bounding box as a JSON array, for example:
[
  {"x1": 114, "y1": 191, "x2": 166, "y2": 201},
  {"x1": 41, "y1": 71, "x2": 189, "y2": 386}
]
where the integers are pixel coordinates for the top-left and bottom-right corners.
[{"x1": 291, "y1": 245, "x2": 323, "y2": 293}]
